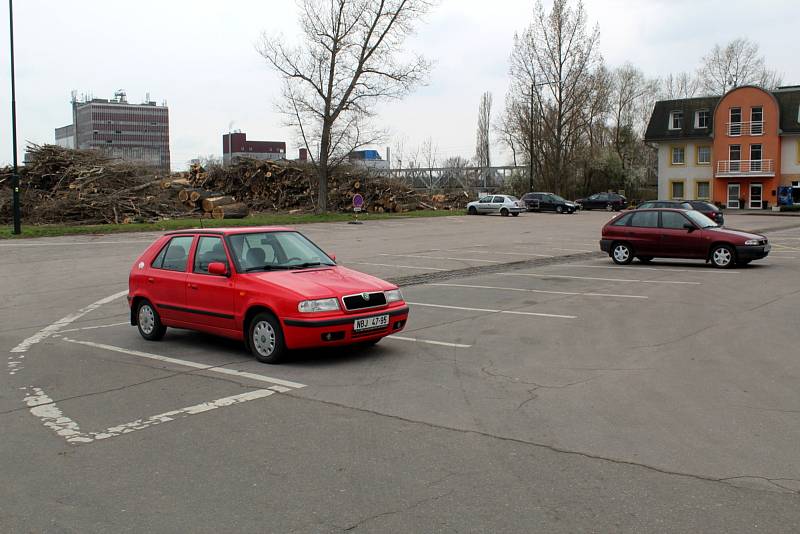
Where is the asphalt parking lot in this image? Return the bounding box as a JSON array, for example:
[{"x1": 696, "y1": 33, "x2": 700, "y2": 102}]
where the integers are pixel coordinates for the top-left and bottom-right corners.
[{"x1": 2, "y1": 211, "x2": 800, "y2": 532}]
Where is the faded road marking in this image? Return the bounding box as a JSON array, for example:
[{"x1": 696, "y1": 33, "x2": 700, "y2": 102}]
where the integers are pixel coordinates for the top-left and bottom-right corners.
[
  {"x1": 501, "y1": 273, "x2": 701, "y2": 285},
  {"x1": 431, "y1": 283, "x2": 648, "y2": 299},
  {"x1": 387, "y1": 335, "x2": 472, "y2": 348},
  {"x1": 347, "y1": 262, "x2": 448, "y2": 271},
  {"x1": 407, "y1": 301, "x2": 576, "y2": 319}
]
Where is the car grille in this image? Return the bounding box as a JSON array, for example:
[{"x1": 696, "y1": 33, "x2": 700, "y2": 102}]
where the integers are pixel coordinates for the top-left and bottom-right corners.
[{"x1": 342, "y1": 292, "x2": 387, "y2": 311}]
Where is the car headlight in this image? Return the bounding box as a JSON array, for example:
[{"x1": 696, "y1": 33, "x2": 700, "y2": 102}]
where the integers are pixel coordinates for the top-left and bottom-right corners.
[
  {"x1": 298, "y1": 298, "x2": 340, "y2": 313},
  {"x1": 744, "y1": 239, "x2": 761, "y2": 246},
  {"x1": 384, "y1": 289, "x2": 403, "y2": 303}
]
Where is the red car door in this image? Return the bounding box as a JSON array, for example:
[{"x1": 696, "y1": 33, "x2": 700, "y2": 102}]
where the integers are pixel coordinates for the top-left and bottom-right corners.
[
  {"x1": 626, "y1": 210, "x2": 660, "y2": 255},
  {"x1": 184, "y1": 235, "x2": 238, "y2": 332},
  {"x1": 659, "y1": 211, "x2": 707, "y2": 258},
  {"x1": 148, "y1": 235, "x2": 194, "y2": 323}
]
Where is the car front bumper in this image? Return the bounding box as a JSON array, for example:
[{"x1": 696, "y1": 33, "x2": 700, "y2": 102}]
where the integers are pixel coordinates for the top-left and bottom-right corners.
[
  {"x1": 281, "y1": 306, "x2": 410, "y2": 349},
  {"x1": 735, "y1": 245, "x2": 770, "y2": 261},
  {"x1": 600, "y1": 239, "x2": 612, "y2": 253}
]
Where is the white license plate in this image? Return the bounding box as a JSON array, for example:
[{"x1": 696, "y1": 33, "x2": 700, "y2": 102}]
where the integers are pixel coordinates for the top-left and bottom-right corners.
[{"x1": 354, "y1": 314, "x2": 389, "y2": 332}]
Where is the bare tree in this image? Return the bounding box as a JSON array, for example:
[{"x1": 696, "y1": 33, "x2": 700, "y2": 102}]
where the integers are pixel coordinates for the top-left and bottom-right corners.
[
  {"x1": 610, "y1": 64, "x2": 657, "y2": 169},
  {"x1": 421, "y1": 136, "x2": 438, "y2": 190},
  {"x1": 495, "y1": 93, "x2": 519, "y2": 166},
  {"x1": 475, "y1": 92, "x2": 492, "y2": 168},
  {"x1": 259, "y1": 0, "x2": 434, "y2": 211},
  {"x1": 509, "y1": 0, "x2": 603, "y2": 195},
  {"x1": 391, "y1": 134, "x2": 408, "y2": 170},
  {"x1": 660, "y1": 71, "x2": 700, "y2": 100},
  {"x1": 698, "y1": 38, "x2": 782, "y2": 95}
]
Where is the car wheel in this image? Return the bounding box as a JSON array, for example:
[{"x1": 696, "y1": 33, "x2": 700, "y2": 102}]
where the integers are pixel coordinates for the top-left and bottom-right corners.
[
  {"x1": 500, "y1": 208, "x2": 509, "y2": 217},
  {"x1": 136, "y1": 300, "x2": 166, "y2": 341},
  {"x1": 468, "y1": 206, "x2": 477, "y2": 215},
  {"x1": 605, "y1": 203, "x2": 613, "y2": 212},
  {"x1": 611, "y1": 242, "x2": 634, "y2": 265},
  {"x1": 556, "y1": 205, "x2": 564, "y2": 214},
  {"x1": 512, "y1": 212, "x2": 519, "y2": 217},
  {"x1": 249, "y1": 312, "x2": 286, "y2": 364},
  {"x1": 637, "y1": 256, "x2": 653, "y2": 264},
  {"x1": 710, "y1": 245, "x2": 735, "y2": 269}
]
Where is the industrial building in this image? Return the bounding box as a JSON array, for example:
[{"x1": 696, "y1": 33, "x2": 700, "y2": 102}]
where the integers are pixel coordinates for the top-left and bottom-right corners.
[
  {"x1": 222, "y1": 132, "x2": 286, "y2": 165},
  {"x1": 348, "y1": 149, "x2": 389, "y2": 170},
  {"x1": 54, "y1": 90, "x2": 170, "y2": 171}
]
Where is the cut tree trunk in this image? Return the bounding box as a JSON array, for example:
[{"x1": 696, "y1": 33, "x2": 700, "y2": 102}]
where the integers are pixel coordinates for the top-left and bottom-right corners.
[
  {"x1": 211, "y1": 202, "x2": 249, "y2": 220},
  {"x1": 202, "y1": 195, "x2": 237, "y2": 213}
]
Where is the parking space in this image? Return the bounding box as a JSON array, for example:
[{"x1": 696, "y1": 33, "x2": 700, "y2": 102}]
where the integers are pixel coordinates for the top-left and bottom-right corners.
[{"x1": 4, "y1": 215, "x2": 800, "y2": 531}]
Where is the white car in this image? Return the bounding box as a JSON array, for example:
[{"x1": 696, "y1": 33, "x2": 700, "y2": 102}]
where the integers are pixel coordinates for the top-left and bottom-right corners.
[{"x1": 467, "y1": 195, "x2": 525, "y2": 217}]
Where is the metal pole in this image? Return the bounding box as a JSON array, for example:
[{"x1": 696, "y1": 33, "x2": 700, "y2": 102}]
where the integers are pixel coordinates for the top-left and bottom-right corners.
[
  {"x1": 9, "y1": 0, "x2": 21, "y2": 234},
  {"x1": 528, "y1": 81, "x2": 534, "y2": 193}
]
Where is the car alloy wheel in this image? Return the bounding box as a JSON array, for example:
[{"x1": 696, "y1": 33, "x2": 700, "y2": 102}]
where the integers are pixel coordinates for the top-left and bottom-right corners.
[
  {"x1": 500, "y1": 208, "x2": 509, "y2": 217},
  {"x1": 468, "y1": 206, "x2": 477, "y2": 215},
  {"x1": 136, "y1": 300, "x2": 166, "y2": 341},
  {"x1": 711, "y1": 245, "x2": 734, "y2": 268},
  {"x1": 612, "y1": 243, "x2": 633, "y2": 265},
  {"x1": 556, "y1": 205, "x2": 564, "y2": 214},
  {"x1": 249, "y1": 312, "x2": 285, "y2": 364}
]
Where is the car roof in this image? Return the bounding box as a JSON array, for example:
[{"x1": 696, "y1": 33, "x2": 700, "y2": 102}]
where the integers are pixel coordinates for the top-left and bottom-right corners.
[{"x1": 165, "y1": 226, "x2": 296, "y2": 236}]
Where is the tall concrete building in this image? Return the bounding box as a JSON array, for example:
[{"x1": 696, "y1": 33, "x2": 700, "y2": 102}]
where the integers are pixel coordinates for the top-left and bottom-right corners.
[{"x1": 55, "y1": 90, "x2": 170, "y2": 170}]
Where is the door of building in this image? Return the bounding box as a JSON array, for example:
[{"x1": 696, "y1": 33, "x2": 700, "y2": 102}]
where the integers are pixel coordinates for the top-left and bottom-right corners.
[
  {"x1": 727, "y1": 183, "x2": 741, "y2": 209},
  {"x1": 749, "y1": 183, "x2": 763, "y2": 210}
]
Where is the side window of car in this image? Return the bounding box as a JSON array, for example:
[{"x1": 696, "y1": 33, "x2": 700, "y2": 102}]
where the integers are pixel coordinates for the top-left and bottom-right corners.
[
  {"x1": 598, "y1": 194, "x2": 609, "y2": 201},
  {"x1": 493, "y1": 196, "x2": 506, "y2": 203},
  {"x1": 639, "y1": 202, "x2": 653, "y2": 209},
  {"x1": 193, "y1": 236, "x2": 229, "y2": 275},
  {"x1": 589, "y1": 194, "x2": 599, "y2": 201},
  {"x1": 479, "y1": 196, "x2": 492, "y2": 203},
  {"x1": 154, "y1": 236, "x2": 194, "y2": 272},
  {"x1": 661, "y1": 211, "x2": 689, "y2": 230},
  {"x1": 630, "y1": 211, "x2": 659, "y2": 228},
  {"x1": 611, "y1": 213, "x2": 633, "y2": 226}
]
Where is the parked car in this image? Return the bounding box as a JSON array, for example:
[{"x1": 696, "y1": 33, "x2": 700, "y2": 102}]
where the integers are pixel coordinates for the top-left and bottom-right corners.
[
  {"x1": 521, "y1": 192, "x2": 578, "y2": 214},
  {"x1": 686, "y1": 200, "x2": 725, "y2": 225},
  {"x1": 467, "y1": 194, "x2": 525, "y2": 216},
  {"x1": 600, "y1": 208, "x2": 769, "y2": 268},
  {"x1": 575, "y1": 192, "x2": 627, "y2": 211},
  {"x1": 128, "y1": 227, "x2": 410, "y2": 363},
  {"x1": 636, "y1": 200, "x2": 693, "y2": 210}
]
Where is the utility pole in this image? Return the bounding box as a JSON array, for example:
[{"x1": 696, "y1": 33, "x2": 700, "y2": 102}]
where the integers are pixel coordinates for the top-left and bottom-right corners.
[
  {"x1": 528, "y1": 81, "x2": 534, "y2": 193},
  {"x1": 8, "y1": 0, "x2": 21, "y2": 234}
]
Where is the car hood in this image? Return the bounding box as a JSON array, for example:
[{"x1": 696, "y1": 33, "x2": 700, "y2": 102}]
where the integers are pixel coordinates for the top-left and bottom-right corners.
[
  {"x1": 249, "y1": 266, "x2": 394, "y2": 298},
  {"x1": 704, "y1": 227, "x2": 764, "y2": 240}
]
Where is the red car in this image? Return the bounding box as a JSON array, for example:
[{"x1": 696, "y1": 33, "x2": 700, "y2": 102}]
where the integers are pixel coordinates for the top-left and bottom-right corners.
[
  {"x1": 600, "y1": 209, "x2": 770, "y2": 268},
  {"x1": 128, "y1": 227, "x2": 409, "y2": 363}
]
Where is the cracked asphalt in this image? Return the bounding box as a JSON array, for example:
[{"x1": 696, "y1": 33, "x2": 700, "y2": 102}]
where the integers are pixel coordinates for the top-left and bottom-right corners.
[{"x1": 2, "y1": 211, "x2": 800, "y2": 532}]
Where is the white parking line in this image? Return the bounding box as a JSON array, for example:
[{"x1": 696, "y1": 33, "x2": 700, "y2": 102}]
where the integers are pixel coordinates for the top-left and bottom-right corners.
[
  {"x1": 0, "y1": 240, "x2": 152, "y2": 247},
  {"x1": 386, "y1": 335, "x2": 472, "y2": 348},
  {"x1": 347, "y1": 262, "x2": 448, "y2": 271},
  {"x1": 431, "y1": 283, "x2": 648, "y2": 299},
  {"x1": 60, "y1": 337, "x2": 306, "y2": 389},
  {"x1": 407, "y1": 302, "x2": 577, "y2": 319},
  {"x1": 560, "y1": 265, "x2": 740, "y2": 274},
  {"x1": 379, "y1": 253, "x2": 502, "y2": 264},
  {"x1": 501, "y1": 273, "x2": 701, "y2": 285},
  {"x1": 55, "y1": 322, "x2": 130, "y2": 334},
  {"x1": 446, "y1": 249, "x2": 553, "y2": 258}
]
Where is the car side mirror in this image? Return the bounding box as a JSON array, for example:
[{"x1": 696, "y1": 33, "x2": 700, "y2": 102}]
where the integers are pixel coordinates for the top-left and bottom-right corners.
[
  {"x1": 329, "y1": 253, "x2": 336, "y2": 263},
  {"x1": 683, "y1": 223, "x2": 696, "y2": 232},
  {"x1": 208, "y1": 262, "x2": 229, "y2": 276}
]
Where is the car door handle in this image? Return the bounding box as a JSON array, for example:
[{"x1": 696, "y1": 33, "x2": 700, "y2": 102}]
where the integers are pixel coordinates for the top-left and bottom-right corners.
[
  {"x1": 147, "y1": 277, "x2": 155, "y2": 284},
  {"x1": 188, "y1": 283, "x2": 198, "y2": 290}
]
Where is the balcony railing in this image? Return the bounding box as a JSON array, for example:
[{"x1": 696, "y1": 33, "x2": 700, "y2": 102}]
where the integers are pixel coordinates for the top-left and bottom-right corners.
[
  {"x1": 726, "y1": 121, "x2": 764, "y2": 136},
  {"x1": 716, "y1": 159, "x2": 774, "y2": 176}
]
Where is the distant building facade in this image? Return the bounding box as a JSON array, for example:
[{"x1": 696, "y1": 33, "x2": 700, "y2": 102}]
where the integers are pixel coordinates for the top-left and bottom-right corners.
[
  {"x1": 645, "y1": 85, "x2": 800, "y2": 209},
  {"x1": 348, "y1": 149, "x2": 389, "y2": 170},
  {"x1": 54, "y1": 90, "x2": 170, "y2": 170},
  {"x1": 222, "y1": 132, "x2": 286, "y2": 165}
]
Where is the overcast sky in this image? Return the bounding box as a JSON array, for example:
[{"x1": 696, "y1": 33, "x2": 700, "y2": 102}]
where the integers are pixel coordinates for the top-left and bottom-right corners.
[{"x1": 1, "y1": 0, "x2": 798, "y2": 170}]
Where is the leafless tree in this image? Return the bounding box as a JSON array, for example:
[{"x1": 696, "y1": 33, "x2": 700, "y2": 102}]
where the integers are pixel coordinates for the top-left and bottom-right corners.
[
  {"x1": 610, "y1": 64, "x2": 657, "y2": 169},
  {"x1": 508, "y1": 0, "x2": 603, "y2": 195},
  {"x1": 698, "y1": 38, "x2": 782, "y2": 95},
  {"x1": 660, "y1": 72, "x2": 700, "y2": 100},
  {"x1": 258, "y1": 0, "x2": 434, "y2": 211},
  {"x1": 391, "y1": 134, "x2": 408, "y2": 170},
  {"x1": 494, "y1": 93, "x2": 519, "y2": 166},
  {"x1": 475, "y1": 92, "x2": 492, "y2": 168},
  {"x1": 421, "y1": 136, "x2": 438, "y2": 189}
]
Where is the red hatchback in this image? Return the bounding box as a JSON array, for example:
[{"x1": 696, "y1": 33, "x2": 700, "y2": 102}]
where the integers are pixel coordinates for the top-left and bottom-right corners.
[
  {"x1": 600, "y1": 209, "x2": 770, "y2": 268},
  {"x1": 128, "y1": 227, "x2": 409, "y2": 363}
]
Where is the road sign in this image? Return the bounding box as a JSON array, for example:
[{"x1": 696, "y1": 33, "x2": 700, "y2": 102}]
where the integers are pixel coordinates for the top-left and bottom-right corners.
[{"x1": 353, "y1": 193, "x2": 364, "y2": 213}]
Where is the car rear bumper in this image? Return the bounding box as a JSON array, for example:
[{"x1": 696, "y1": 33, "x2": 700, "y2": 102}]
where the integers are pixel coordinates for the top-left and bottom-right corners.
[
  {"x1": 281, "y1": 306, "x2": 410, "y2": 349},
  {"x1": 735, "y1": 245, "x2": 770, "y2": 261},
  {"x1": 600, "y1": 239, "x2": 612, "y2": 253}
]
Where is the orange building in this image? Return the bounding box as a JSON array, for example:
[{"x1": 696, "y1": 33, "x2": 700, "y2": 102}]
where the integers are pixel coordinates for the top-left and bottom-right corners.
[{"x1": 645, "y1": 85, "x2": 800, "y2": 209}]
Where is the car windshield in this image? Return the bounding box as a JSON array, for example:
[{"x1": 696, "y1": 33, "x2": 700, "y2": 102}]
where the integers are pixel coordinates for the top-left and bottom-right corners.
[
  {"x1": 228, "y1": 231, "x2": 336, "y2": 272},
  {"x1": 685, "y1": 210, "x2": 718, "y2": 228},
  {"x1": 551, "y1": 194, "x2": 566, "y2": 202}
]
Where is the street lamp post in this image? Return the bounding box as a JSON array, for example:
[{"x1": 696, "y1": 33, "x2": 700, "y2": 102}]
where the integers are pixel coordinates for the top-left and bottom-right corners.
[
  {"x1": 8, "y1": 0, "x2": 21, "y2": 234},
  {"x1": 527, "y1": 76, "x2": 556, "y2": 193}
]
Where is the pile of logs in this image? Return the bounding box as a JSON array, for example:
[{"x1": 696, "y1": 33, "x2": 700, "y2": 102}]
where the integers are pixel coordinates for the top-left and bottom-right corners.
[{"x1": 158, "y1": 176, "x2": 249, "y2": 219}]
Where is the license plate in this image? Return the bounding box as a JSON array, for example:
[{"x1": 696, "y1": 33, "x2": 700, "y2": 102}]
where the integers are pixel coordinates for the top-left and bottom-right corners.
[{"x1": 354, "y1": 314, "x2": 389, "y2": 332}]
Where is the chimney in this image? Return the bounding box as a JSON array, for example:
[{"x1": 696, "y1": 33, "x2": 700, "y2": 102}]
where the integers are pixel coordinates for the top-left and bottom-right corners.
[{"x1": 299, "y1": 148, "x2": 308, "y2": 161}]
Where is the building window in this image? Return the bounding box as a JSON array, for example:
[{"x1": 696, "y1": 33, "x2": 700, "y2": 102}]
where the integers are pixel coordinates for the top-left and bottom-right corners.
[
  {"x1": 695, "y1": 110, "x2": 710, "y2": 128},
  {"x1": 696, "y1": 181, "x2": 711, "y2": 200},
  {"x1": 751, "y1": 106, "x2": 763, "y2": 135},
  {"x1": 696, "y1": 146, "x2": 711, "y2": 165},
  {"x1": 729, "y1": 107, "x2": 742, "y2": 136},
  {"x1": 670, "y1": 180, "x2": 686, "y2": 200},
  {"x1": 669, "y1": 111, "x2": 683, "y2": 130},
  {"x1": 671, "y1": 146, "x2": 686, "y2": 165}
]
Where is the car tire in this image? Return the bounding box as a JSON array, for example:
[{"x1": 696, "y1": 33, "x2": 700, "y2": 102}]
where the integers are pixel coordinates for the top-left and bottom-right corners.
[
  {"x1": 136, "y1": 300, "x2": 166, "y2": 341},
  {"x1": 556, "y1": 205, "x2": 564, "y2": 214},
  {"x1": 611, "y1": 242, "x2": 634, "y2": 265},
  {"x1": 710, "y1": 244, "x2": 735, "y2": 269},
  {"x1": 512, "y1": 212, "x2": 519, "y2": 217},
  {"x1": 249, "y1": 312, "x2": 286, "y2": 364},
  {"x1": 605, "y1": 203, "x2": 613, "y2": 212},
  {"x1": 468, "y1": 206, "x2": 477, "y2": 215},
  {"x1": 637, "y1": 256, "x2": 653, "y2": 264},
  {"x1": 500, "y1": 208, "x2": 509, "y2": 217}
]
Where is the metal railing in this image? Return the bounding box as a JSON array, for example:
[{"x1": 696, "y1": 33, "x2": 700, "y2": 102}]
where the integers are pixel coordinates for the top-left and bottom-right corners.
[
  {"x1": 716, "y1": 159, "x2": 774, "y2": 175},
  {"x1": 726, "y1": 121, "x2": 764, "y2": 136}
]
